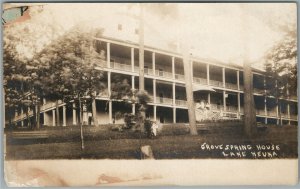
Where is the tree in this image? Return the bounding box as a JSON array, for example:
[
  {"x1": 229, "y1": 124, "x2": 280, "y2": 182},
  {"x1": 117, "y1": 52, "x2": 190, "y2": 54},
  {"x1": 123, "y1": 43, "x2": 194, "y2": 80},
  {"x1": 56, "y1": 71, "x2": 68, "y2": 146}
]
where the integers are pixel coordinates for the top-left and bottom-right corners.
[
  {"x1": 238, "y1": 5, "x2": 258, "y2": 137},
  {"x1": 3, "y1": 5, "x2": 67, "y2": 129},
  {"x1": 265, "y1": 27, "x2": 297, "y2": 125},
  {"x1": 33, "y1": 26, "x2": 105, "y2": 149}
]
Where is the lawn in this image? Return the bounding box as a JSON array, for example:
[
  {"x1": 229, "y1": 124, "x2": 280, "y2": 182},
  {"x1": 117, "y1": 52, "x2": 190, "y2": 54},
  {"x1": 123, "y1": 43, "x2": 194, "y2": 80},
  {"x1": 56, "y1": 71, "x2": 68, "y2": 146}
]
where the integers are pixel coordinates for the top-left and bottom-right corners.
[{"x1": 5, "y1": 122, "x2": 298, "y2": 160}]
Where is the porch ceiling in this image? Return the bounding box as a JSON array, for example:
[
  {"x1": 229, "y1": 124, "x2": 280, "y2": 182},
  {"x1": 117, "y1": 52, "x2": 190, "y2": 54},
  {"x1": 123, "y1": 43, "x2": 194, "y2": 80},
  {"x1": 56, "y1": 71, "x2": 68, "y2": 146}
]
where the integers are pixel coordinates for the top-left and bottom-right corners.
[{"x1": 193, "y1": 84, "x2": 216, "y2": 92}]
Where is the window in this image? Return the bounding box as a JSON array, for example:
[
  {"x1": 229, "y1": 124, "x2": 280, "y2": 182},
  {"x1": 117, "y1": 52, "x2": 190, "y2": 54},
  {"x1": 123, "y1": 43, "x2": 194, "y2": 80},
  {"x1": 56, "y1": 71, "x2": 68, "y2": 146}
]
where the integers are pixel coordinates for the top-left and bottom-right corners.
[{"x1": 118, "y1": 24, "x2": 122, "y2": 31}]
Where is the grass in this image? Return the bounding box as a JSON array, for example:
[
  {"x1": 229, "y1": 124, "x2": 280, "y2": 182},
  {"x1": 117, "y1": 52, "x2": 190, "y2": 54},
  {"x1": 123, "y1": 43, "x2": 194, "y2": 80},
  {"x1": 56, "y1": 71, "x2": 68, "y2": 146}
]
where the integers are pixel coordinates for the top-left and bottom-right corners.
[{"x1": 5, "y1": 122, "x2": 298, "y2": 160}]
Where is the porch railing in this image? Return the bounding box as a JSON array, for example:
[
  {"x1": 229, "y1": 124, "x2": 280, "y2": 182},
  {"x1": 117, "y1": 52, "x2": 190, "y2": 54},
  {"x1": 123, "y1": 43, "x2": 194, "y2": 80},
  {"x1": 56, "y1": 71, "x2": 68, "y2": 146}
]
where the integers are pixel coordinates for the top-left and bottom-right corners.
[
  {"x1": 193, "y1": 77, "x2": 207, "y2": 85},
  {"x1": 226, "y1": 106, "x2": 238, "y2": 112},
  {"x1": 210, "y1": 79, "x2": 223, "y2": 87},
  {"x1": 175, "y1": 74, "x2": 185, "y2": 81},
  {"x1": 225, "y1": 83, "x2": 238, "y2": 90},
  {"x1": 111, "y1": 61, "x2": 132, "y2": 72},
  {"x1": 290, "y1": 114, "x2": 298, "y2": 120},
  {"x1": 210, "y1": 104, "x2": 224, "y2": 111},
  {"x1": 267, "y1": 110, "x2": 277, "y2": 117},
  {"x1": 155, "y1": 70, "x2": 173, "y2": 79},
  {"x1": 175, "y1": 99, "x2": 187, "y2": 107},
  {"x1": 256, "y1": 109, "x2": 266, "y2": 115},
  {"x1": 156, "y1": 97, "x2": 173, "y2": 105}
]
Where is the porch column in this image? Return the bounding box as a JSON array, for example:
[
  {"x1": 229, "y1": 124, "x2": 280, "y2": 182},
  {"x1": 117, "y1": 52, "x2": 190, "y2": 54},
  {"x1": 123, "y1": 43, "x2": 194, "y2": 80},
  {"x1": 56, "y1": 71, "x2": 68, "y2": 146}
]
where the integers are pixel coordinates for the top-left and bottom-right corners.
[
  {"x1": 109, "y1": 101, "x2": 112, "y2": 124},
  {"x1": 223, "y1": 91, "x2": 226, "y2": 111},
  {"x1": 72, "y1": 103, "x2": 77, "y2": 125},
  {"x1": 62, "y1": 105, "x2": 66, "y2": 126},
  {"x1": 43, "y1": 98, "x2": 46, "y2": 105},
  {"x1": 52, "y1": 109, "x2": 56, "y2": 126},
  {"x1": 207, "y1": 92, "x2": 211, "y2": 104},
  {"x1": 152, "y1": 52, "x2": 155, "y2": 75},
  {"x1": 237, "y1": 70, "x2": 240, "y2": 90},
  {"x1": 172, "y1": 57, "x2": 175, "y2": 79},
  {"x1": 173, "y1": 108, "x2": 176, "y2": 123},
  {"x1": 131, "y1": 47, "x2": 134, "y2": 72},
  {"x1": 108, "y1": 71, "x2": 112, "y2": 123},
  {"x1": 172, "y1": 83, "x2": 176, "y2": 106},
  {"x1": 107, "y1": 42, "x2": 110, "y2": 68},
  {"x1": 153, "y1": 79, "x2": 156, "y2": 103},
  {"x1": 207, "y1": 64, "x2": 210, "y2": 85},
  {"x1": 154, "y1": 105, "x2": 157, "y2": 121},
  {"x1": 264, "y1": 97, "x2": 267, "y2": 124},
  {"x1": 132, "y1": 75, "x2": 135, "y2": 114},
  {"x1": 21, "y1": 108, "x2": 24, "y2": 127},
  {"x1": 222, "y1": 67, "x2": 225, "y2": 88},
  {"x1": 238, "y1": 93, "x2": 241, "y2": 118},
  {"x1": 43, "y1": 111, "x2": 47, "y2": 126},
  {"x1": 276, "y1": 102, "x2": 279, "y2": 125}
]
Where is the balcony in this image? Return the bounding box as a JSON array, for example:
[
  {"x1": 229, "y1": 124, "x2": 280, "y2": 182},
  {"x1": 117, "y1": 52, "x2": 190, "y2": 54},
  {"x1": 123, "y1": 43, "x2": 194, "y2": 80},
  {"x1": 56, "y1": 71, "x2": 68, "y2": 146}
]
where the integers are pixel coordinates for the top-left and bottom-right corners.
[
  {"x1": 111, "y1": 61, "x2": 132, "y2": 72},
  {"x1": 156, "y1": 97, "x2": 173, "y2": 105},
  {"x1": 155, "y1": 70, "x2": 173, "y2": 79},
  {"x1": 290, "y1": 114, "x2": 298, "y2": 120},
  {"x1": 225, "y1": 83, "x2": 238, "y2": 90},
  {"x1": 210, "y1": 104, "x2": 223, "y2": 111},
  {"x1": 96, "y1": 59, "x2": 107, "y2": 68},
  {"x1": 223, "y1": 112, "x2": 239, "y2": 119},
  {"x1": 226, "y1": 106, "x2": 238, "y2": 112},
  {"x1": 144, "y1": 68, "x2": 154, "y2": 76},
  {"x1": 148, "y1": 95, "x2": 154, "y2": 103},
  {"x1": 193, "y1": 77, "x2": 207, "y2": 85},
  {"x1": 267, "y1": 110, "x2": 277, "y2": 117},
  {"x1": 175, "y1": 99, "x2": 187, "y2": 107},
  {"x1": 256, "y1": 109, "x2": 266, "y2": 116},
  {"x1": 210, "y1": 80, "x2": 223, "y2": 88},
  {"x1": 279, "y1": 113, "x2": 289, "y2": 118},
  {"x1": 175, "y1": 74, "x2": 185, "y2": 81}
]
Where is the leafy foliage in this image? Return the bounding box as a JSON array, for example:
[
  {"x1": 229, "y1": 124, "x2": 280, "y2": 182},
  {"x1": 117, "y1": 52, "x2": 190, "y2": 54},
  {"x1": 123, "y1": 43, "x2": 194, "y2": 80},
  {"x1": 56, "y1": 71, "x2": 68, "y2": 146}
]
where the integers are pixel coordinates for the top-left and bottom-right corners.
[{"x1": 265, "y1": 27, "x2": 297, "y2": 98}]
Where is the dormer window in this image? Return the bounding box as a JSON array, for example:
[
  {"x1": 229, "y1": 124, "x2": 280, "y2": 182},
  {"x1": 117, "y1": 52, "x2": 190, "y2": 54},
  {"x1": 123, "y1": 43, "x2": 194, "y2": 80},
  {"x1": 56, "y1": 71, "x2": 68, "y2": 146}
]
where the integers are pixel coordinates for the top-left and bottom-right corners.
[
  {"x1": 118, "y1": 24, "x2": 122, "y2": 31},
  {"x1": 135, "y1": 28, "x2": 139, "y2": 35}
]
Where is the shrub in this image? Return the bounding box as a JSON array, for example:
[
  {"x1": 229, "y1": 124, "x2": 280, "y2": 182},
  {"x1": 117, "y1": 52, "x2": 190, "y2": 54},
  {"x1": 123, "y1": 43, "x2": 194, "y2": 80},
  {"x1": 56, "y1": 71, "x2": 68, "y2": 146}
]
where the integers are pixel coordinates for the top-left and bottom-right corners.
[
  {"x1": 124, "y1": 113, "x2": 136, "y2": 129},
  {"x1": 144, "y1": 119, "x2": 153, "y2": 138}
]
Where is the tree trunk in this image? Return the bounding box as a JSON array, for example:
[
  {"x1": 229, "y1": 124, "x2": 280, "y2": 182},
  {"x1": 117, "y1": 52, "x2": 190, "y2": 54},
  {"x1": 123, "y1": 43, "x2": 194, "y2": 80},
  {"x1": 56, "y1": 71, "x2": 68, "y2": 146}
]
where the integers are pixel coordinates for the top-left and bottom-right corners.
[
  {"x1": 36, "y1": 101, "x2": 41, "y2": 129},
  {"x1": 78, "y1": 96, "x2": 84, "y2": 150},
  {"x1": 92, "y1": 98, "x2": 98, "y2": 126},
  {"x1": 55, "y1": 100, "x2": 60, "y2": 126},
  {"x1": 243, "y1": 63, "x2": 257, "y2": 137},
  {"x1": 26, "y1": 107, "x2": 30, "y2": 128},
  {"x1": 32, "y1": 105, "x2": 36, "y2": 130},
  {"x1": 183, "y1": 46, "x2": 198, "y2": 135},
  {"x1": 138, "y1": 4, "x2": 145, "y2": 133}
]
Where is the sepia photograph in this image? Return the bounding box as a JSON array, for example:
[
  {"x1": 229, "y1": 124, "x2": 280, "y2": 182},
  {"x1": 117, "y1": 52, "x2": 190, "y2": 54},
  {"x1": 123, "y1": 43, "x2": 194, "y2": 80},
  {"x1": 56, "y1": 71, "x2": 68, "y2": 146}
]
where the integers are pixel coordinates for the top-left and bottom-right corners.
[{"x1": 2, "y1": 2, "x2": 298, "y2": 186}]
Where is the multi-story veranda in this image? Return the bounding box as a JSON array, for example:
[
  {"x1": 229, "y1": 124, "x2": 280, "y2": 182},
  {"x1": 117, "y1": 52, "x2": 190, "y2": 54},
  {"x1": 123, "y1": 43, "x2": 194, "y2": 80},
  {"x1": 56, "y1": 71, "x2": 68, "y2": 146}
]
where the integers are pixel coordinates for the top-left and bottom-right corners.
[{"x1": 12, "y1": 37, "x2": 298, "y2": 127}]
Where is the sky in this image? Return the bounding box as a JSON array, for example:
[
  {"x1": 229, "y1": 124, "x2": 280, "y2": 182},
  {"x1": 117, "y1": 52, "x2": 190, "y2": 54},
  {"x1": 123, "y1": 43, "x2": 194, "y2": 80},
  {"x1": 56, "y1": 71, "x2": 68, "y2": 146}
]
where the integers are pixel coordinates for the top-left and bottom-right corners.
[{"x1": 5, "y1": 3, "x2": 297, "y2": 67}]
